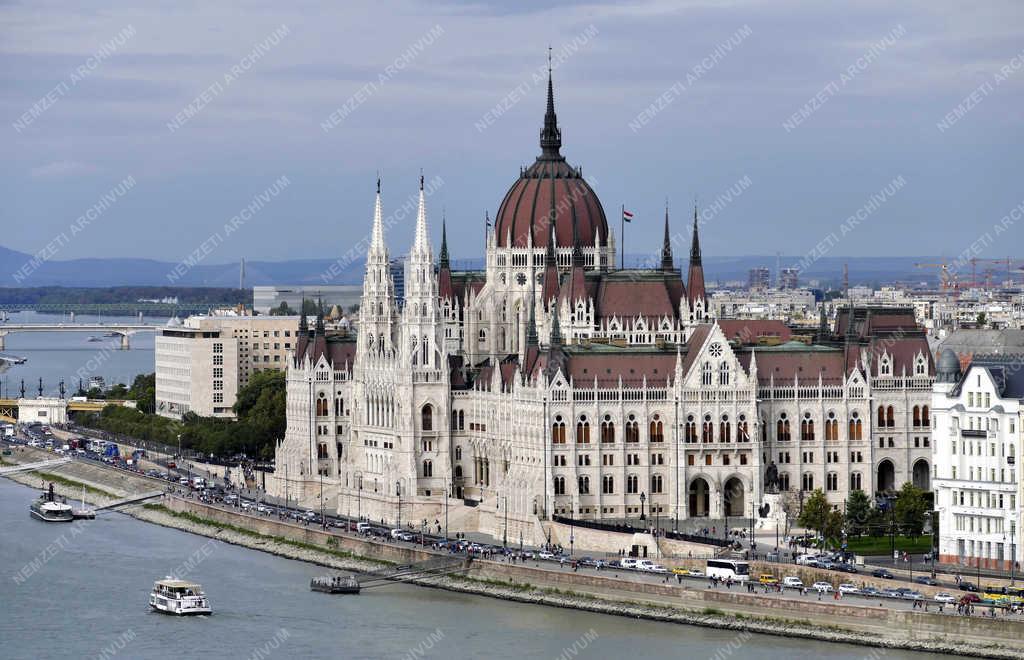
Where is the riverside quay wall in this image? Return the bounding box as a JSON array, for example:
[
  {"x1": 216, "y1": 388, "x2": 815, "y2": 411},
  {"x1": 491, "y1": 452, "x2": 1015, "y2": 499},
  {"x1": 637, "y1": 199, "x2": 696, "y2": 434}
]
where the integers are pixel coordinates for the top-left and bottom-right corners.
[{"x1": 163, "y1": 496, "x2": 1022, "y2": 653}]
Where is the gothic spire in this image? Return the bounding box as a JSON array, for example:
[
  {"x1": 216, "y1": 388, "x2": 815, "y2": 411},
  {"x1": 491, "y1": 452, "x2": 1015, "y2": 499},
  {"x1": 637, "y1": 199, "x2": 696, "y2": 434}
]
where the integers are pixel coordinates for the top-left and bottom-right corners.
[
  {"x1": 439, "y1": 210, "x2": 449, "y2": 270},
  {"x1": 661, "y1": 202, "x2": 674, "y2": 270},
  {"x1": 412, "y1": 170, "x2": 431, "y2": 257},
  {"x1": 539, "y1": 47, "x2": 562, "y2": 159},
  {"x1": 369, "y1": 175, "x2": 385, "y2": 256},
  {"x1": 689, "y1": 203, "x2": 702, "y2": 266},
  {"x1": 550, "y1": 297, "x2": 563, "y2": 347},
  {"x1": 314, "y1": 296, "x2": 325, "y2": 334},
  {"x1": 298, "y1": 297, "x2": 308, "y2": 333}
]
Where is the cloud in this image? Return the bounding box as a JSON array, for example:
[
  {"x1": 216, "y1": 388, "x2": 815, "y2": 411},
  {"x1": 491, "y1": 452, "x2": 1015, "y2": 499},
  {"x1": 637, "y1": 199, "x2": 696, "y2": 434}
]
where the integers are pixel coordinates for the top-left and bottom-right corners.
[{"x1": 29, "y1": 160, "x2": 98, "y2": 178}]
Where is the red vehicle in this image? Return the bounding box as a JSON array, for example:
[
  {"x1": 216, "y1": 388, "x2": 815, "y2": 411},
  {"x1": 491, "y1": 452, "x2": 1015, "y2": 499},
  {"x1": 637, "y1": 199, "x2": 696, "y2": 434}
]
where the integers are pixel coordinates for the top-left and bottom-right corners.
[
  {"x1": 166, "y1": 461, "x2": 177, "y2": 469},
  {"x1": 960, "y1": 593, "x2": 981, "y2": 604}
]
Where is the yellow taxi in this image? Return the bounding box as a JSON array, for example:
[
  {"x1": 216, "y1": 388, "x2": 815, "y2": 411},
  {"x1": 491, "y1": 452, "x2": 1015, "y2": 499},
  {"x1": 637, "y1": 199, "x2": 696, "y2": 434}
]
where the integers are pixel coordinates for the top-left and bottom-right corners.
[{"x1": 758, "y1": 574, "x2": 779, "y2": 585}]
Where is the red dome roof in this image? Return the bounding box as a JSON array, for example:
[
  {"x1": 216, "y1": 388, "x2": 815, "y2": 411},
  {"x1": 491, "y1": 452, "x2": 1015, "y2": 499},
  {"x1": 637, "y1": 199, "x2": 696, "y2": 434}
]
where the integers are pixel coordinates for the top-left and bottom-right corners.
[{"x1": 493, "y1": 68, "x2": 607, "y2": 249}]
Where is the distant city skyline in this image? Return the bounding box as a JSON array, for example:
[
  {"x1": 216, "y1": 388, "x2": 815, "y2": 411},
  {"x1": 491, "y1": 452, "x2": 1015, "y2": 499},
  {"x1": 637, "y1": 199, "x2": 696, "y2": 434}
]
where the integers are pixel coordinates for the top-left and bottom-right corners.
[{"x1": 2, "y1": 1, "x2": 1022, "y2": 271}]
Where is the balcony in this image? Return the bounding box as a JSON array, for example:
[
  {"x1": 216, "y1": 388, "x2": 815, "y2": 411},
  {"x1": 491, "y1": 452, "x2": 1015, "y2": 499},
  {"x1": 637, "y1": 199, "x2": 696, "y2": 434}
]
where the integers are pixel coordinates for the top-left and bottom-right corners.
[{"x1": 961, "y1": 429, "x2": 987, "y2": 438}]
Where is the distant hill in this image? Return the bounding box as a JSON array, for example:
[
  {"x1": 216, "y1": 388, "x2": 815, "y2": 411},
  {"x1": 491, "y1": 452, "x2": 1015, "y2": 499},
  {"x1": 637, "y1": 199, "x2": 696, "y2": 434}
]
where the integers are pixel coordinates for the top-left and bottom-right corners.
[{"x1": 0, "y1": 244, "x2": 945, "y2": 290}]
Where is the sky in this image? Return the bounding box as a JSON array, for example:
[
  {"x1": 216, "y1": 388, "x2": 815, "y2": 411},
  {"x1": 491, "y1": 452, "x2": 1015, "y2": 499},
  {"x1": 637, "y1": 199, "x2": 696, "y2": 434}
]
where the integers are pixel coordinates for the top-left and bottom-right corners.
[{"x1": 2, "y1": 0, "x2": 1023, "y2": 269}]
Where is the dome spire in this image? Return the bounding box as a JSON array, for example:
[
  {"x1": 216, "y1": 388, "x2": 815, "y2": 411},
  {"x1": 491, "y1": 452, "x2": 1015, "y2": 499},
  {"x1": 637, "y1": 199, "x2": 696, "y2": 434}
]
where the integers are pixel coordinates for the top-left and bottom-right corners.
[{"x1": 540, "y1": 47, "x2": 562, "y2": 159}]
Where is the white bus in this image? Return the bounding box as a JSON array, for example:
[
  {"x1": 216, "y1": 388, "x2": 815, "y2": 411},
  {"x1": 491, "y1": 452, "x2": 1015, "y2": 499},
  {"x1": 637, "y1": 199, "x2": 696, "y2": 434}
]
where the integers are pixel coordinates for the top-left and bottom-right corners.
[{"x1": 706, "y1": 559, "x2": 750, "y2": 582}]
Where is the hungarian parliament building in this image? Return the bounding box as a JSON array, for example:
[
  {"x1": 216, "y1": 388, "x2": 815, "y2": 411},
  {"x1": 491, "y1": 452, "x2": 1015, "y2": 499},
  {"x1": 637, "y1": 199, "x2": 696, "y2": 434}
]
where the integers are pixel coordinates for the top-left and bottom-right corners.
[{"x1": 270, "y1": 71, "x2": 935, "y2": 541}]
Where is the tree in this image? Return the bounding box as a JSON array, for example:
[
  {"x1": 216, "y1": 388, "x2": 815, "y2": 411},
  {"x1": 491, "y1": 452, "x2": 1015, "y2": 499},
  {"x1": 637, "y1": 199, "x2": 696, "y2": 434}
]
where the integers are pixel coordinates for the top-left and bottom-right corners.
[
  {"x1": 270, "y1": 301, "x2": 296, "y2": 316},
  {"x1": 894, "y1": 481, "x2": 928, "y2": 538},
  {"x1": 976, "y1": 312, "x2": 987, "y2": 327},
  {"x1": 845, "y1": 489, "x2": 873, "y2": 537},
  {"x1": 128, "y1": 373, "x2": 156, "y2": 414},
  {"x1": 798, "y1": 489, "x2": 831, "y2": 543}
]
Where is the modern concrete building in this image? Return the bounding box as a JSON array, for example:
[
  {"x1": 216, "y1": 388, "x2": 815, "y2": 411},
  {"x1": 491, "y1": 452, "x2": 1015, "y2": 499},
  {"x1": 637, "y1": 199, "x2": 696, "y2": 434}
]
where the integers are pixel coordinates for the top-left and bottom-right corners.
[
  {"x1": 748, "y1": 267, "x2": 770, "y2": 291},
  {"x1": 155, "y1": 315, "x2": 301, "y2": 419},
  {"x1": 933, "y1": 350, "x2": 1022, "y2": 571},
  {"x1": 253, "y1": 285, "x2": 362, "y2": 316}
]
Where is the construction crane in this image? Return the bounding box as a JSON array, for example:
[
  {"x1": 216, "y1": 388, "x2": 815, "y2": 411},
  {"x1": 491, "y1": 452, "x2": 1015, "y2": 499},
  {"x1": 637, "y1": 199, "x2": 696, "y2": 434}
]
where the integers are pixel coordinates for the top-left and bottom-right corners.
[
  {"x1": 968, "y1": 257, "x2": 1024, "y2": 288},
  {"x1": 914, "y1": 263, "x2": 958, "y2": 292}
]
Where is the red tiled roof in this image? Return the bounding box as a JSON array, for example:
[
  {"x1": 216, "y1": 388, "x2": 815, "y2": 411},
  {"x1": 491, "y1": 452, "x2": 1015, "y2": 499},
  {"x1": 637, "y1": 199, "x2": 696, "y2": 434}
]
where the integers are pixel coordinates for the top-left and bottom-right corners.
[
  {"x1": 737, "y1": 350, "x2": 848, "y2": 385},
  {"x1": 565, "y1": 352, "x2": 677, "y2": 387},
  {"x1": 594, "y1": 277, "x2": 682, "y2": 320},
  {"x1": 717, "y1": 320, "x2": 792, "y2": 345}
]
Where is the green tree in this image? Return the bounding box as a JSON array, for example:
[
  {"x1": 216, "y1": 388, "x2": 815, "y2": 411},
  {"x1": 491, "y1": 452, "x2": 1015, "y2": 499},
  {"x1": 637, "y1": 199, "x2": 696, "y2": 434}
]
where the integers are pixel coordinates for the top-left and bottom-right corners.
[
  {"x1": 845, "y1": 489, "x2": 873, "y2": 537},
  {"x1": 976, "y1": 312, "x2": 987, "y2": 327},
  {"x1": 269, "y1": 301, "x2": 296, "y2": 316},
  {"x1": 798, "y1": 489, "x2": 831, "y2": 542},
  {"x1": 894, "y1": 481, "x2": 928, "y2": 538},
  {"x1": 128, "y1": 373, "x2": 156, "y2": 414}
]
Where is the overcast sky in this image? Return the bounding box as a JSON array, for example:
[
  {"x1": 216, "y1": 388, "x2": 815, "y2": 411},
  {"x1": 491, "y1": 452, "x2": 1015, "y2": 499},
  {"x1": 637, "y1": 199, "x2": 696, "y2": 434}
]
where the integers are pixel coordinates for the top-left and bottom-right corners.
[{"x1": 2, "y1": 0, "x2": 1022, "y2": 268}]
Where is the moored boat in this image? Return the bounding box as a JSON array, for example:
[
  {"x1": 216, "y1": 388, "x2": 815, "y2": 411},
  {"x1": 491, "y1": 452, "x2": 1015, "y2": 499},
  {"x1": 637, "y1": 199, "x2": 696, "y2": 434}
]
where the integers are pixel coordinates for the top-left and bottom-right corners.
[
  {"x1": 310, "y1": 574, "x2": 360, "y2": 594},
  {"x1": 149, "y1": 577, "x2": 212, "y2": 615},
  {"x1": 30, "y1": 483, "x2": 74, "y2": 522}
]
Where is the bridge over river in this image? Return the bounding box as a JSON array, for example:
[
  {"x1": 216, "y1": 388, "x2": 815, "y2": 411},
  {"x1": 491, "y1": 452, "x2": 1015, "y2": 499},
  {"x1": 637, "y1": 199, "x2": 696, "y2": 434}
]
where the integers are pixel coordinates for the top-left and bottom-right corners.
[{"x1": 0, "y1": 323, "x2": 160, "y2": 350}]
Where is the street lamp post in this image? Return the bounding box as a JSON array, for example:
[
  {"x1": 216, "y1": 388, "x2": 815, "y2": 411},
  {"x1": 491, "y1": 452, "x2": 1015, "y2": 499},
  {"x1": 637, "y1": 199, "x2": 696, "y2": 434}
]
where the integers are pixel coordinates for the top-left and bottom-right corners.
[
  {"x1": 320, "y1": 468, "x2": 325, "y2": 530},
  {"x1": 396, "y1": 481, "x2": 401, "y2": 529},
  {"x1": 357, "y1": 475, "x2": 362, "y2": 522},
  {"x1": 640, "y1": 491, "x2": 646, "y2": 522},
  {"x1": 503, "y1": 495, "x2": 508, "y2": 549},
  {"x1": 569, "y1": 494, "x2": 575, "y2": 557}
]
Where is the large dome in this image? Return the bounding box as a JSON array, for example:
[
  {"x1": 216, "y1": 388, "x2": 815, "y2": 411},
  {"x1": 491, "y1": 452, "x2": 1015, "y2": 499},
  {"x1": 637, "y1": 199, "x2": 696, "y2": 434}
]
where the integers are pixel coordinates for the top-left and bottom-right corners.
[{"x1": 493, "y1": 70, "x2": 607, "y2": 249}]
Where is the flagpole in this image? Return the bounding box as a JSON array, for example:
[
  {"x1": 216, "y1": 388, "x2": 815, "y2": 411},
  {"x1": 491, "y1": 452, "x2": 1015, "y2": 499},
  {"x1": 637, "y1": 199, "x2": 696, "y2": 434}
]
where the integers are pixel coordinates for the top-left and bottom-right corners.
[{"x1": 621, "y1": 204, "x2": 624, "y2": 270}]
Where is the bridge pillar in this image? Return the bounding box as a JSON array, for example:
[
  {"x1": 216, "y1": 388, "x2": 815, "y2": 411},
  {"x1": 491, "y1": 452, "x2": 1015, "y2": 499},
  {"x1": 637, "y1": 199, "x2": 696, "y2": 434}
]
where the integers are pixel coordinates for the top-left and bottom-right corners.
[
  {"x1": 0, "y1": 332, "x2": 5, "y2": 351},
  {"x1": 120, "y1": 333, "x2": 130, "y2": 350}
]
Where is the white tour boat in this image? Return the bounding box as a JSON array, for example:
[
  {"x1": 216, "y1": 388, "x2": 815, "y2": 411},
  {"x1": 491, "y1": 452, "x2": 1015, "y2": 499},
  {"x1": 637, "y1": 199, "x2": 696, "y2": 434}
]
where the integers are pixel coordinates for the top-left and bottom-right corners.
[
  {"x1": 30, "y1": 483, "x2": 74, "y2": 522},
  {"x1": 149, "y1": 578, "x2": 212, "y2": 615}
]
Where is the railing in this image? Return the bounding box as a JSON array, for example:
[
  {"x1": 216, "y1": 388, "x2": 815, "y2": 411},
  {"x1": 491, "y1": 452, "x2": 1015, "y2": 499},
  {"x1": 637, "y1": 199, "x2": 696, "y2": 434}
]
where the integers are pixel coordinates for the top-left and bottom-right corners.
[
  {"x1": 961, "y1": 429, "x2": 987, "y2": 438},
  {"x1": 551, "y1": 516, "x2": 730, "y2": 547}
]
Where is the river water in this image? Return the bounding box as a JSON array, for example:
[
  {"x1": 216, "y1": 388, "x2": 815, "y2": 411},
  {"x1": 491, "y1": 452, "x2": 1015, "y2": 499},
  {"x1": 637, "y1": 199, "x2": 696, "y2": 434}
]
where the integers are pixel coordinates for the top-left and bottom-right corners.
[
  {"x1": 0, "y1": 311, "x2": 157, "y2": 398},
  {"x1": 0, "y1": 481, "x2": 936, "y2": 660}
]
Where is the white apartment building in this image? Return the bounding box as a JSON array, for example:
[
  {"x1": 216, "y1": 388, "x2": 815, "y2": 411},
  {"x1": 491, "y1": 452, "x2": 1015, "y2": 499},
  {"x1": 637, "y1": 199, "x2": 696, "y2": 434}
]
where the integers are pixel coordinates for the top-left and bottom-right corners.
[
  {"x1": 933, "y1": 350, "x2": 1022, "y2": 571},
  {"x1": 155, "y1": 315, "x2": 301, "y2": 419}
]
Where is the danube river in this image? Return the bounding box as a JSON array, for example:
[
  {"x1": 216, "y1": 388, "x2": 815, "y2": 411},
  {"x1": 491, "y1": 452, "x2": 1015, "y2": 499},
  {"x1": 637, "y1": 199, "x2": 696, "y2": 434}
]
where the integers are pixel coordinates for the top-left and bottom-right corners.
[
  {"x1": 0, "y1": 481, "x2": 936, "y2": 660},
  {"x1": 0, "y1": 311, "x2": 156, "y2": 397}
]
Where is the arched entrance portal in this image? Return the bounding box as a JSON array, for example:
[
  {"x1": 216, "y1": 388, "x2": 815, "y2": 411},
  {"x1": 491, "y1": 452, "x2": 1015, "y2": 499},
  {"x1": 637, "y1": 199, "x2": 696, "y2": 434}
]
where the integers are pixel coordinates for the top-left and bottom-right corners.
[
  {"x1": 688, "y1": 478, "x2": 710, "y2": 517},
  {"x1": 723, "y1": 477, "x2": 745, "y2": 517},
  {"x1": 877, "y1": 459, "x2": 896, "y2": 494},
  {"x1": 913, "y1": 459, "x2": 930, "y2": 491}
]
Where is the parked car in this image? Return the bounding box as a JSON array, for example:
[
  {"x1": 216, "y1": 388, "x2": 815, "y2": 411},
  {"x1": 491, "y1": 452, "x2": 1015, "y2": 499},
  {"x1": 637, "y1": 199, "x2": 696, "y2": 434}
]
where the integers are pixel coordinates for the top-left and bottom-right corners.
[
  {"x1": 880, "y1": 588, "x2": 903, "y2": 599},
  {"x1": 959, "y1": 582, "x2": 979, "y2": 592},
  {"x1": 672, "y1": 567, "x2": 691, "y2": 576},
  {"x1": 903, "y1": 591, "x2": 924, "y2": 600},
  {"x1": 538, "y1": 551, "x2": 555, "y2": 560},
  {"x1": 758, "y1": 574, "x2": 779, "y2": 585},
  {"x1": 872, "y1": 568, "x2": 894, "y2": 579},
  {"x1": 835, "y1": 563, "x2": 859, "y2": 574},
  {"x1": 619, "y1": 558, "x2": 639, "y2": 569},
  {"x1": 838, "y1": 583, "x2": 860, "y2": 595},
  {"x1": 861, "y1": 587, "x2": 881, "y2": 597},
  {"x1": 933, "y1": 592, "x2": 956, "y2": 604},
  {"x1": 796, "y1": 554, "x2": 819, "y2": 566},
  {"x1": 914, "y1": 576, "x2": 938, "y2": 586},
  {"x1": 812, "y1": 581, "x2": 834, "y2": 593},
  {"x1": 782, "y1": 576, "x2": 803, "y2": 588}
]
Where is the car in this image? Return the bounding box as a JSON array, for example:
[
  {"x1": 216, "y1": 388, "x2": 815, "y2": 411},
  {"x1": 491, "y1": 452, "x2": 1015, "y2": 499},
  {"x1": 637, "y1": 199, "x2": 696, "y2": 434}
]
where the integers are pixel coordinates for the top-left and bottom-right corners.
[
  {"x1": 872, "y1": 569, "x2": 894, "y2": 579},
  {"x1": 399, "y1": 532, "x2": 416, "y2": 542},
  {"x1": 960, "y1": 593, "x2": 981, "y2": 603},
  {"x1": 672, "y1": 567, "x2": 691, "y2": 576},
  {"x1": 816, "y1": 560, "x2": 835, "y2": 571},
  {"x1": 835, "y1": 563, "x2": 859, "y2": 574},
  {"x1": 758, "y1": 574, "x2": 779, "y2": 585},
  {"x1": 647, "y1": 564, "x2": 668, "y2": 574},
  {"x1": 812, "y1": 581, "x2": 834, "y2": 593},
  {"x1": 687, "y1": 569, "x2": 705, "y2": 577},
  {"x1": 179, "y1": 477, "x2": 189, "y2": 485},
  {"x1": 538, "y1": 551, "x2": 555, "y2": 560},
  {"x1": 903, "y1": 591, "x2": 924, "y2": 601},
  {"x1": 933, "y1": 592, "x2": 956, "y2": 604},
  {"x1": 838, "y1": 583, "x2": 859, "y2": 595},
  {"x1": 959, "y1": 582, "x2": 979, "y2": 592},
  {"x1": 861, "y1": 587, "x2": 881, "y2": 597},
  {"x1": 619, "y1": 558, "x2": 638, "y2": 569},
  {"x1": 782, "y1": 576, "x2": 803, "y2": 588},
  {"x1": 796, "y1": 554, "x2": 819, "y2": 566},
  {"x1": 302, "y1": 510, "x2": 316, "y2": 520},
  {"x1": 914, "y1": 576, "x2": 938, "y2": 586},
  {"x1": 636, "y1": 559, "x2": 657, "y2": 571}
]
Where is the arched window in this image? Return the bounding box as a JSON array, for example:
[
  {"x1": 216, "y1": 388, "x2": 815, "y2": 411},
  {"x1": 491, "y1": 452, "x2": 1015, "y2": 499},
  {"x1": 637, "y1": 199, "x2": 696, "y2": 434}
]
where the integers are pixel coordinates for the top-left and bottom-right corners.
[
  {"x1": 850, "y1": 471, "x2": 862, "y2": 491},
  {"x1": 650, "y1": 474, "x2": 663, "y2": 493},
  {"x1": 627, "y1": 474, "x2": 639, "y2": 494},
  {"x1": 922, "y1": 405, "x2": 930, "y2": 426},
  {"x1": 702, "y1": 414, "x2": 714, "y2": 442},
  {"x1": 719, "y1": 362, "x2": 730, "y2": 385},
  {"x1": 552, "y1": 416, "x2": 566, "y2": 444},
  {"x1": 576, "y1": 416, "x2": 590, "y2": 444},
  {"x1": 601, "y1": 415, "x2": 615, "y2": 443},
  {"x1": 317, "y1": 443, "x2": 328, "y2": 459},
  {"x1": 454, "y1": 465, "x2": 463, "y2": 478},
  {"x1": 421, "y1": 403, "x2": 433, "y2": 431},
  {"x1": 625, "y1": 415, "x2": 640, "y2": 443},
  {"x1": 423, "y1": 460, "x2": 433, "y2": 477},
  {"x1": 737, "y1": 414, "x2": 749, "y2": 442},
  {"x1": 554, "y1": 476, "x2": 565, "y2": 495},
  {"x1": 801, "y1": 413, "x2": 814, "y2": 441},
  {"x1": 702, "y1": 362, "x2": 712, "y2": 386},
  {"x1": 877, "y1": 405, "x2": 885, "y2": 427},
  {"x1": 912, "y1": 405, "x2": 921, "y2": 428},
  {"x1": 719, "y1": 415, "x2": 731, "y2": 444},
  {"x1": 316, "y1": 393, "x2": 328, "y2": 416},
  {"x1": 578, "y1": 475, "x2": 590, "y2": 494},
  {"x1": 848, "y1": 411, "x2": 862, "y2": 441},
  {"x1": 454, "y1": 446, "x2": 462, "y2": 460},
  {"x1": 649, "y1": 415, "x2": 664, "y2": 442},
  {"x1": 886, "y1": 406, "x2": 895, "y2": 428},
  {"x1": 685, "y1": 415, "x2": 697, "y2": 443},
  {"x1": 826, "y1": 472, "x2": 838, "y2": 491},
  {"x1": 825, "y1": 411, "x2": 838, "y2": 442},
  {"x1": 777, "y1": 414, "x2": 791, "y2": 442},
  {"x1": 801, "y1": 473, "x2": 814, "y2": 492},
  {"x1": 602, "y1": 475, "x2": 614, "y2": 494}
]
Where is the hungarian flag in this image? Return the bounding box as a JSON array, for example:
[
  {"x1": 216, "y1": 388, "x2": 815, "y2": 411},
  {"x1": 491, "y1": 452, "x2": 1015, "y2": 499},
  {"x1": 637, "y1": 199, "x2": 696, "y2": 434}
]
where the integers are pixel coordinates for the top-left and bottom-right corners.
[{"x1": 622, "y1": 209, "x2": 634, "y2": 223}]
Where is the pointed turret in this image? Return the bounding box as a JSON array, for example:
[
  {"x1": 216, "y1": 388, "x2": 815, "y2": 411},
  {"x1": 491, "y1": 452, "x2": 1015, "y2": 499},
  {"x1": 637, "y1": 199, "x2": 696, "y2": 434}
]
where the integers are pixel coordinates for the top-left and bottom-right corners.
[
  {"x1": 686, "y1": 204, "x2": 707, "y2": 314},
  {"x1": 438, "y1": 212, "x2": 453, "y2": 300},
  {"x1": 542, "y1": 222, "x2": 560, "y2": 307},
  {"x1": 314, "y1": 296, "x2": 325, "y2": 335},
  {"x1": 661, "y1": 203, "x2": 674, "y2": 271},
  {"x1": 412, "y1": 172, "x2": 431, "y2": 258},
  {"x1": 550, "y1": 297, "x2": 563, "y2": 348},
  {"x1": 370, "y1": 175, "x2": 385, "y2": 256},
  {"x1": 359, "y1": 176, "x2": 397, "y2": 356},
  {"x1": 298, "y1": 297, "x2": 308, "y2": 334}
]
